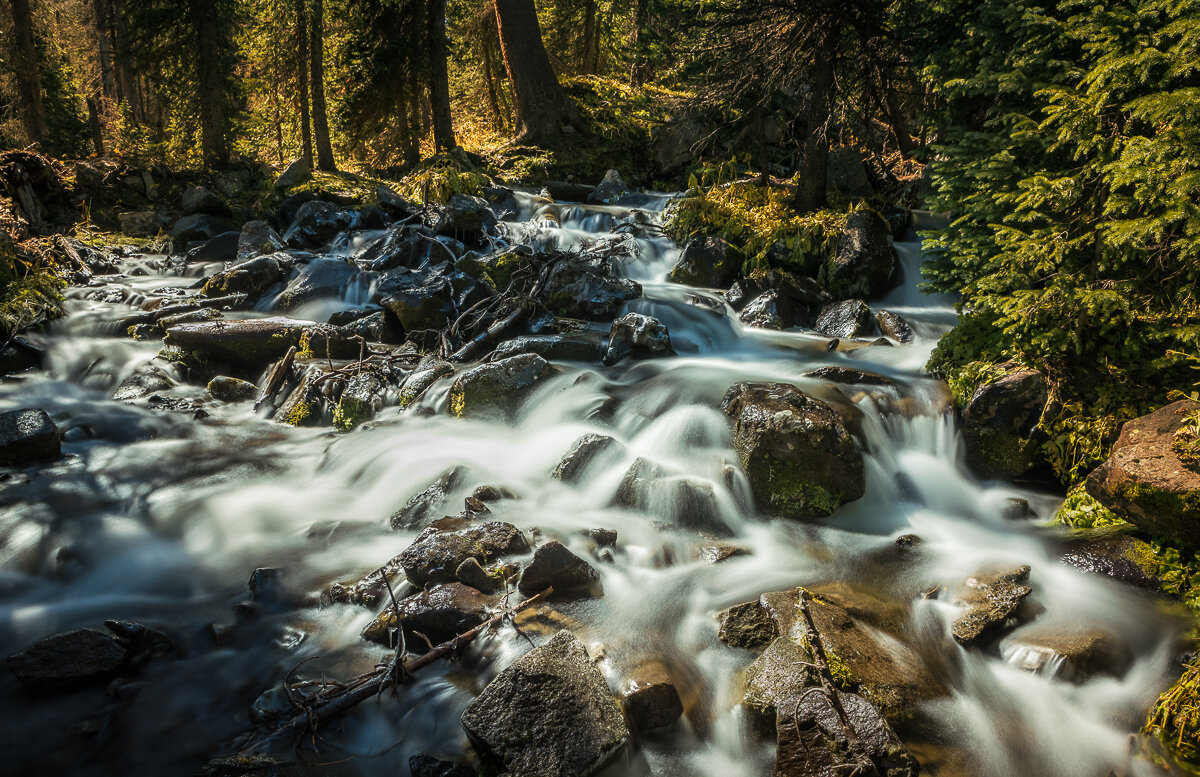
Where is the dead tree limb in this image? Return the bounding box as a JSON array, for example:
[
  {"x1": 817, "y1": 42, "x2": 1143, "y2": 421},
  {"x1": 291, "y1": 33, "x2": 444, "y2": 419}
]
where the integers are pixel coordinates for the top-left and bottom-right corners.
[{"x1": 243, "y1": 587, "x2": 554, "y2": 755}]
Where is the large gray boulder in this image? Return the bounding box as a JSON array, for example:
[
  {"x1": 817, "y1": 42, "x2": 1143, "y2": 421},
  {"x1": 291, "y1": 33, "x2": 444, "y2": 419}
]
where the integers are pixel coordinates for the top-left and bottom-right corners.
[
  {"x1": 821, "y1": 209, "x2": 895, "y2": 300},
  {"x1": 164, "y1": 317, "x2": 310, "y2": 366},
  {"x1": 273, "y1": 157, "x2": 310, "y2": 192},
  {"x1": 0, "y1": 408, "x2": 60, "y2": 465},
  {"x1": 7, "y1": 628, "x2": 126, "y2": 693},
  {"x1": 721, "y1": 383, "x2": 864, "y2": 519},
  {"x1": 603, "y1": 312, "x2": 672, "y2": 365},
  {"x1": 961, "y1": 370, "x2": 1049, "y2": 480},
  {"x1": 448, "y1": 353, "x2": 555, "y2": 421},
  {"x1": 1086, "y1": 399, "x2": 1200, "y2": 546},
  {"x1": 237, "y1": 221, "x2": 285, "y2": 261},
  {"x1": 181, "y1": 185, "x2": 231, "y2": 218},
  {"x1": 542, "y1": 263, "x2": 641, "y2": 321},
  {"x1": 814, "y1": 299, "x2": 874, "y2": 338},
  {"x1": 273, "y1": 259, "x2": 359, "y2": 310},
  {"x1": 201, "y1": 253, "x2": 288, "y2": 298},
  {"x1": 398, "y1": 521, "x2": 531, "y2": 588},
  {"x1": 461, "y1": 630, "x2": 629, "y2": 777}
]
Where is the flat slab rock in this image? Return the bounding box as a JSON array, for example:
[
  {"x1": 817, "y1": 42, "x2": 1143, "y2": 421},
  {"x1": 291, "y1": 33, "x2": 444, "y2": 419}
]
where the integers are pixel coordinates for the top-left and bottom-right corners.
[
  {"x1": 461, "y1": 630, "x2": 629, "y2": 777},
  {"x1": 774, "y1": 690, "x2": 917, "y2": 777}
]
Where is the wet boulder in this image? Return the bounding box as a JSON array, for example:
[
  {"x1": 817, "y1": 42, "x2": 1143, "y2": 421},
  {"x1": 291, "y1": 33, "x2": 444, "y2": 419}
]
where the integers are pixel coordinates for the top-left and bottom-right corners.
[
  {"x1": 333, "y1": 371, "x2": 386, "y2": 431},
  {"x1": 875, "y1": 309, "x2": 914, "y2": 343},
  {"x1": 389, "y1": 466, "x2": 468, "y2": 530},
  {"x1": 377, "y1": 268, "x2": 457, "y2": 331},
  {"x1": 456, "y1": 557, "x2": 508, "y2": 593},
  {"x1": 542, "y1": 262, "x2": 641, "y2": 321},
  {"x1": 439, "y1": 194, "x2": 496, "y2": 238},
  {"x1": 738, "y1": 290, "x2": 800, "y2": 330},
  {"x1": 375, "y1": 185, "x2": 418, "y2": 218},
  {"x1": 118, "y1": 211, "x2": 163, "y2": 237},
  {"x1": 398, "y1": 357, "x2": 454, "y2": 408},
  {"x1": 398, "y1": 521, "x2": 531, "y2": 587},
  {"x1": 619, "y1": 660, "x2": 683, "y2": 734},
  {"x1": 448, "y1": 353, "x2": 555, "y2": 421},
  {"x1": 181, "y1": 185, "x2": 231, "y2": 218},
  {"x1": 961, "y1": 370, "x2": 1049, "y2": 480},
  {"x1": 0, "y1": 335, "x2": 43, "y2": 375},
  {"x1": 517, "y1": 541, "x2": 602, "y2": 598},
  {"x1": 0, "y1": 408, "x2": 60, "y2": 465},
  {"x1": 1085, "y1": 399, "x2": 1200, "y2": 546},
  {"x1": 1059, "y1": 526, "x2": 1167, "y2": 591},
  {"x1": 553, "y1": 434, "x2": 623, "y2": 483},
  {"x1": 237, "y1": 221, "x2": 285, "y2": 261},
  {"x1": 408, "y1": 754, "x2": 475, "y2": 777},
  {"x1": 460, "y1": 630, "x2": 629, "y2": 777},
  {"x1": 202, "y1": 253, "x2": 288, "y2": 298},
  {"x1": 284, "y1": 200, "x2": 358, "y2": 248},
  {"x1": 814, "y1": 300, "x2": 874, "y2": 338},
  {"x1": 721, "y1": 382, "x2": 864, "y2": 519},
  {"x1": 1002, "y1": 624, "x2": 1129, "y2": 681},
  {"x1": 773, "y1": 690, "x2": 917, "y2": 777},
  {"x1": 716, "y1": 600, "x2": 778, "y2": 650},
  {"x1": 611, "y1": 457, "x2": 666, "y2": 510},
  {"x1": 803, "y1": 366, "x2": 895, "y2": 387},
  {"x1": 821, "y1": 209, "x2": 895, "y2": 300},
  {"x1": 491, "y1": 334, "x2": 606, "y2": 364},
  {"x1": 604, "y1": 312, "x2": 673, "y2": 365},
  {"x1": 544, "y1": 181, "x2": 595, "y2": 202},
  {"x1": 337, "y1": 310, "x2": 406, "y2": 345},
  {"x1": 273, "y1": 259, "x2": 359, "y2": 310},
  {"x1": 668, "y1": 236, "x2": 739, "y2": 288},
  {"x1": 589, "y1": 169, "x2": 628, "y2": 205},
  {"x1": 111, "y1": 361, "x2": 175, "y2": 401},
  {"x1": 207, "y1": 376, "x2": 257, "y2": 402},
  {"x1": 184, "y1": 231, "x2": 240, "y2": 266},
  {"x1": 362, "y1": 582, "x2": 499, "y2": 648},
  {"x1": 7, "y1": 627, "x2": 127, "y2": 693},
  {"x1": 172, "y1": 213, "x2": 233, "y2": 245},
  {"x1": 951, "y1": 565, "x2": 1033, "y2": 647},
  {"x1": 164, "y1": 317, "x2": 310, "y2": 366}
]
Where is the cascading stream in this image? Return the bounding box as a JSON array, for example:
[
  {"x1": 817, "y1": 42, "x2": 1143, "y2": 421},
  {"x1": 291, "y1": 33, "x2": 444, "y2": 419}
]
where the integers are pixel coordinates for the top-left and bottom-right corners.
[{"x1": 0, "y1": 192, "x2": 1185, "y2": 776}]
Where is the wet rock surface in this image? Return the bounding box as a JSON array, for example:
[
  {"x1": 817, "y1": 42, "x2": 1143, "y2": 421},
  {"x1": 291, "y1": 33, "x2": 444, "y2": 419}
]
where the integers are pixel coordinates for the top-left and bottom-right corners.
[
  {"x1": 449, "y1": 353, "x2": 555, "y2": 420},
  {"x1": 553, "y1": 433, "x2": 622, "y2": 483},
  {"x1": 460, "y1": 630, "x2": 629, "y2": 777},
  {"x1": 604, "y1": 312, "x2": 673, "y2": 364},
  {"x1": 773, "y1": 690, "x2": 917, "y2": 777},
  {"x1": 1085, "y1": 399, "x2": 1200, "y2": 546},
  {"x1": 721, "y1": 382, "x2": 865, "y2": 519},
  {"x1": 164, "y1": 317, "x2": 310, "y2": 366},
  {"x1": 814, "y1": 299, "x2": 874, "y2": 339},
  {"x1": 951, "y1": 566, "x2": 1033, "y2": 647},
  {"x1": 7, "y1": 627, "x2": 127, "y2": 692},
  {"x1": 518, "y1": 541, "x2": 602, "y2": 598},
  {"x1": 821, "y1": 209, "x2": 896, "y2": 300},
  {"x1": 0, "y1": 408, "x2": 61, "y2": 465},
  {"x1": 361, "y1": 582, "x2": 499, "y2": 648},
  {"x1": 716, "y1": 600, "x2": 778, "y2": 649},
  {"x1": 398, "y1": 521, "x2": 531, "y2": 587},
  {"x1": 669, "y1": 235, "x2": 738, "y2": 288},
  {"x1": 961, "y1": 370, "x2": 1049, "y2": 480},
  {"x1": 619, "y1": 660, "x2": 683, "y2": 734}
]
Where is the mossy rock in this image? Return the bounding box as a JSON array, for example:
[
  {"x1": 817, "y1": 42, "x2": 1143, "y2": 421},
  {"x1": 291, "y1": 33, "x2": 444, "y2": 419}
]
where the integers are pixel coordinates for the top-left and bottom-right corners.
[{"x1": 447, "y1": 353, "x2": 555, "y2": 421}]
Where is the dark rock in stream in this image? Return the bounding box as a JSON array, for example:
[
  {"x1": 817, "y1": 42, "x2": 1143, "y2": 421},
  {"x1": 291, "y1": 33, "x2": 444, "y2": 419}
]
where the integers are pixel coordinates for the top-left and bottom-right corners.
[
  {"x1": 1059, "y1": 527, "x2": 1167, "y2": 591},
  {"x1": 207, "y1": 376, "x2": 258, "y2": 402},
  {"x1": 669, "y1": 235, "x2": 739, "y2": 289},
  {"x1": 201, "y1": 253, "x2": 288, "y2": 298},
  {"x1": 518, "y1": 541, "x2": 602, "y2": 598},
  {"x1": 409, "y1": 754, "x2": 476, "y2": 777},
  {"x1": 491, "y1": 334, "x2": 606, "y2": 364},
  {"x1": 814, "y1": 299, "x2": 874, "y2": 339},
  {"x1": 820, "y1": 209, "x2": 896, "y2": 300},
  {"x1": 875, "y1": 309, "x2": 914, "y2": 343},
  {"x1": 0, "y1": 408, "x2": 61, "y2": 465},
  {"x1": 237, "y1": 220, "x2": 285, "y2": 261},
  {"x1": 589, "y1": 169, "x2": 628, "y2": 205},
  {"x1": 377, "y1": 267, "x2": 462, "y2": 331},
  {"x1": 773, "y1": 690, "x2": 917, "y2": 777},
  {"x1": 448, "y1": 353, "x2": 556, "y2": 421},
  {"x1": 604, "y1": 312, "x2": 673, "y2": 364},
  {"x1": 461, "y1": 630, "x2": 630, "y2": 777},
  {"x1": 7, "y1": 627, "x2": 127, "y2": 693},
  {"x1": 172, "y1": 213, "x2": 233, "y2": 245},
  {"x1": 803, "y1": 365, "x2": 895, "y2": 387},
  {"x1": 542, "y1": 262, "x2": 641, "y2": 321},
  {"x1": 389, "y1": 466, "x2": 467, "y2": 529},
  {"x1": 619, "y1": 660, "x2": 683, "y2": 734},
  {"x1": 951, "y1": 565, "x2": 1033, "y2": 647},
  {"x1": 284, "y1": 200, "x2": 359, "y2": 248},
  {"x1": 721, "y1": 382, "x2": 864, "y2": 519},
  {"x1": 961, "y1": 370, "x2": 1050, "y2": 481},
  {"x1": 398, "y1": 357, "x2": 454, "y2": 408},
  {"x1": 0, "y1": 335, "x2": 44, "y2": 374},
  {"x1": 361, "y1": 582, "x2": 499, "y2": 648},
  {"x1": 164, "y1": 317, "x2": 310, "y2": 366},
  {"x1": 184, "y1": 231, "x2": 240, "y2": 266},
  {"x1": 333, "y1": 370, "x2": 386, "y2": 431},
  {"x1": 716, "y1": 600, "x2": 778, "y2": 650},
  {"x1": 273, "y1": 259, "x2": 359, "y2": 310},
  {"x1": 398, "y1": 521, "x2": 531, "y2": 587},
  {"x1": 738, "y1": 290, "x2": 800, "y2": 330},
  {"x1": 111, "y1": 360, "x2": 176, "y2": 401},
  {"x1": 553, "y1": 434, "x2": 623, "y2": 483}
]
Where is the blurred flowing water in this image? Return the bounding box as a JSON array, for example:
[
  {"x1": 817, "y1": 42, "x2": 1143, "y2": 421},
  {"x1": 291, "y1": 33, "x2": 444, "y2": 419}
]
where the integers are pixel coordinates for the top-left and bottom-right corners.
[{"x1": 0, "y1": 194, "x2": 1184, "y2": 776}]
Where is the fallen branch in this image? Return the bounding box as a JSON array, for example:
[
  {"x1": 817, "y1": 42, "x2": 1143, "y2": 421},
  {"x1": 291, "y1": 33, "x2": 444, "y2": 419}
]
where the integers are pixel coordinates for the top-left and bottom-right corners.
[
  {"x1": 795, "y1": 589, "x2": 882, "y2": 777},
  {"x1": 255, "y1": 346, "x2": 297, "y2": 411},
  {"x1": 243, "y1": 587, "x2": 554, "y2": 755}
]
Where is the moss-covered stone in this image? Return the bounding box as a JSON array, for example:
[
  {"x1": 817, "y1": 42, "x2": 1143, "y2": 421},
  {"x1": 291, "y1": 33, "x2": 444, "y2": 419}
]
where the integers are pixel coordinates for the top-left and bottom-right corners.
[{"x1": 447, "y1": 353, "x2": 555, "y2": 421}]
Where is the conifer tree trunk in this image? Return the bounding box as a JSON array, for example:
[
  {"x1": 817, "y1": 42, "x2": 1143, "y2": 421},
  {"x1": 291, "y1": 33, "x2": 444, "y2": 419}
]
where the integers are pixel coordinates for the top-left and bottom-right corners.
[
  {"x1": 629, "y1": 0, "x2": 648, "y2": 88},
  {"x1": 482, "y1": 32, "x2": 504, "y2": 129},
  {"x1": 427, "y1": 0, "x2": 456, "y2": 151},
  {"x1": 309, "y1": 0, "x2": 336, "y2": 170},
  {"x1": 493, "y1": 0, "x2": 576, "y2": 142},
  {"x1": 792, "y1": 27, "x2": 837, "y2": 213},
  {"x1": 9, "y1": 0, "x2": 47, "y2": 142},
  {"x1": 580, "y1": 0, "x2": 597, "y2": 75},
  {"x1": 407, "y1": 68, "x2": 423, "y2": 160},
  {"x1": 295, "y1": 0, "x2": 313, "y2": 168},
  {"x1": 111, "y1": 0, "x2": 141, "y2": 121},
  {"x1": 92, "y1": 0, "x2": 116, "y2": 100},
  {"x1": 191, "y1": 0, "x2": 228, "y2": 166}
]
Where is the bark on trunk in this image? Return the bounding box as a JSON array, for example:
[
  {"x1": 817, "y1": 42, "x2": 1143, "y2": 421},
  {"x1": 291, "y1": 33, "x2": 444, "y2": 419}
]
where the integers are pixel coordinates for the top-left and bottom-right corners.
[
  {"x1": 493, "y1": 0, "x2": 576, "y2": 143},
  {"x1": 883, "y1": 83, "x2": 915, "y2": 159},
  {"x1": 10, "y1": 0, "x2": 47, "y2": 142},
  {"x1": 629, "y1": 0, "x2": 648, "y2": 88},
  {"x1": 111, "y1": 0, "x2": 141, "y2": 120},
  {"x1": 192, "y1": 0, "x2": 228, "y2": 166},
  {"x1": 427, "y1": 0, "x2": 456, "y2": 151},
  {"x1": 309, "y1": 0, "x2": 336, "y2": 170},
  {"x1": 295, "y1": 0, "x2": 313, "y2": 169},
  {"x1": 482, "y1": 30, "x2": 504, "y2": 129},
  {"x1": 92, "y1": 0, "x2": 115, "y2": 99},
  {"x1": 792, "y1": 27, "x2": 837, "y2": 213},
  {"x1": 580, "y1": 0, "x2": 597, "y2": 75},
  {"x1": 407, "y1": 68, "x2": 422, "y2": 162}
]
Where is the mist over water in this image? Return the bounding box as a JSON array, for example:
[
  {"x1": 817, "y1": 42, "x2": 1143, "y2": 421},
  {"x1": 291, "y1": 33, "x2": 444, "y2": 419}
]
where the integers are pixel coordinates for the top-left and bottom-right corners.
[{"x1": 0, "y1": 194, "x2": 1185, "y2": 776}]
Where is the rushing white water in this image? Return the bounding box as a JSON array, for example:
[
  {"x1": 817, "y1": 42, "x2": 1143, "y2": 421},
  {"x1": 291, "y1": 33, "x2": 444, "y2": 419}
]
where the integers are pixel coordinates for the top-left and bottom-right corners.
[{"x1": 0, "y1": 193, "x2": 1186, "y2": 777}]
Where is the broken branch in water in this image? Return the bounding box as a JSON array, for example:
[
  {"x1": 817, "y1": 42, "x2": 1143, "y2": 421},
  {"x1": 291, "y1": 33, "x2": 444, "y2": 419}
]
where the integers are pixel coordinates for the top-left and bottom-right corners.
[{"x1": 242, "y1": 586, "x2": 554, "y2": 755}]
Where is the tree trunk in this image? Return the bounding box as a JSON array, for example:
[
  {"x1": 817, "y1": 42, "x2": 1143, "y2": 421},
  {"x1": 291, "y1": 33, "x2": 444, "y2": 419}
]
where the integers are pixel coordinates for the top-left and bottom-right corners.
[
  {"x1": 191, "y1": 0, "x2": 228, "y2": 166},
  {"x1": 86, "y1": 97, "x2": 105, "y2": 155},
  {"x1": 629, "y1": 0, "x2": 648, "y2": 88},
  {"x1": 407, "y1": 67, "x2": 423, "y2": 161},
  {"x1": 482, "y1": 30, "x2": 504, "y2": 130},
  {"x1": 295, "y1": 0, "x2": 313, "y2": 169},
  {"x1": 580, "y1": 0, "x2": 597, "y2": 75},
  {"x1": 427, "y1": 0, "x2": 456, "y2": 151},
  {"x1": 9, "y1": 0, "x2": 47, "y2": 142},
  {"x1": 309, "y1": 0, "x2": 336, "y2": 170},
  {"x1": 92, "y1": 0, "x2": 116, "y2": 100},
  {"x1": 493, "y1": 0, "x2": 576, "y2": 143},
  {"x1": 792, "y1": 27, "x2": 837, "y2": 213},
  {"x1": 110, "y1": 0, "x2": 141, "y2": 121},
  {"x1": 883, "y1": 83, "x2": 915, "y2": 159}
]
